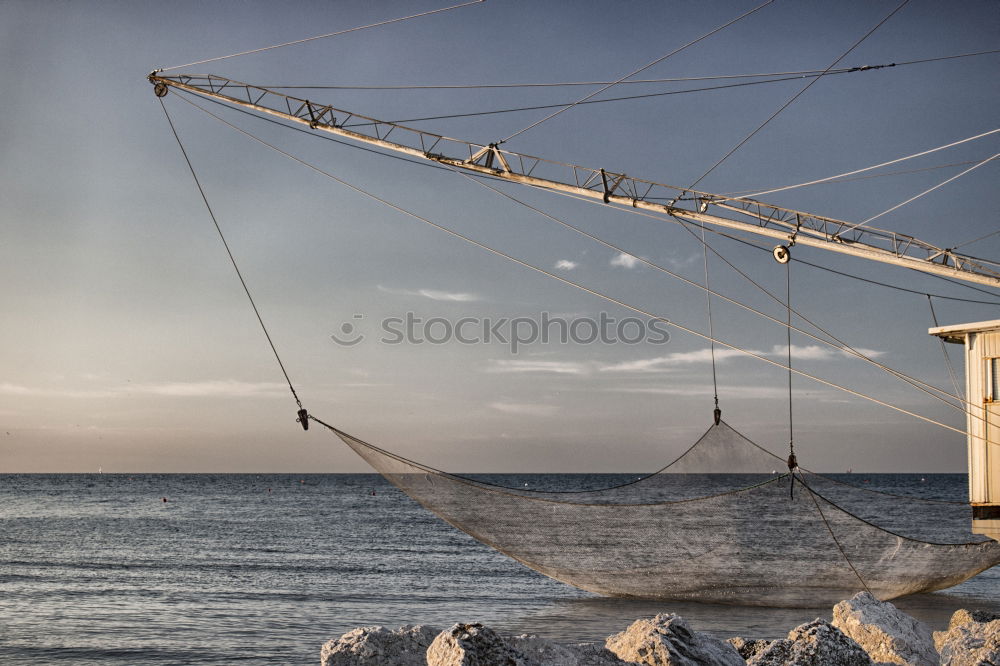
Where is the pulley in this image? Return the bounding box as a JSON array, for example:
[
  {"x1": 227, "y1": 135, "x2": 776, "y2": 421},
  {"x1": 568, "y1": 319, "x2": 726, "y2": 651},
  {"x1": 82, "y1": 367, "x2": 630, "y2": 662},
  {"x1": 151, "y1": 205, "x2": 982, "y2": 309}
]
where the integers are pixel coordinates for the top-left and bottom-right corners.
[
  {"x1": 772, "y1": 245, "x2": 791, "y2": 264},
  {"x1": 297, "y1": 408, "x2": 309, "y2": 431}
]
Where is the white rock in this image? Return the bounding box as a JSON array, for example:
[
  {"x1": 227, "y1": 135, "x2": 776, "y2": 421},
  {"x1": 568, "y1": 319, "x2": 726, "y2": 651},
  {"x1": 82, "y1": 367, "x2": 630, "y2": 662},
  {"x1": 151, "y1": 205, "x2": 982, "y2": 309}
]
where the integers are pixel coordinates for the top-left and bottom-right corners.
[
  {"x1": 604, "y1": 613, "x2": 744, "y2": 666},
  {"x1": 426, "y1": 622, "x2": 530, "y2": 666},
  {"x1": 934, "y1": 612, "x2": 1000, "y2": 666},
  {"x1": 748, "y1": 618, "x2": 874, "y2": 666},
  {"x1": 831, "y1": 591, "x2": 936, "y2": 666},
  {"x1": 320, "y1": 624, "x2": 439, "y2": 666}
]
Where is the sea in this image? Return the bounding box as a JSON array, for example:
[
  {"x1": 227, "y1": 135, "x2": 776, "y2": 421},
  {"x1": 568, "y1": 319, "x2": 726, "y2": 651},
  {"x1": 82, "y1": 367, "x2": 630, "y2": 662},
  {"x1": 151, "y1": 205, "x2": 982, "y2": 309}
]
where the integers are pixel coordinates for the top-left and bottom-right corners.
[{"x1": 2, "y1": 473, "x2": 998, "y2": 665}]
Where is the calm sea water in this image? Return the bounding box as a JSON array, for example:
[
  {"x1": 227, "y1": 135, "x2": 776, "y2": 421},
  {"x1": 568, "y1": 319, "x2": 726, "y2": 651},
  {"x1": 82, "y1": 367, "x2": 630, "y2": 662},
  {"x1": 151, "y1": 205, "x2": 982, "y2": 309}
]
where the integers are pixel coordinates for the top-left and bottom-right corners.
[{"x1": 1, "y1": 473, "x2": 997, "y2": 665}]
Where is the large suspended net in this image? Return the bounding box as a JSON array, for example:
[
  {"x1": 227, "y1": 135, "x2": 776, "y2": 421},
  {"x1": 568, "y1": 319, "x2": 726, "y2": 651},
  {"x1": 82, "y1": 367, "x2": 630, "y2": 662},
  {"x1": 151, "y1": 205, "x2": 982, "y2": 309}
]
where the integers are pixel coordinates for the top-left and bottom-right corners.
[{"x1": 321, "y1": 419, "x2": 1000, "y2": 607}]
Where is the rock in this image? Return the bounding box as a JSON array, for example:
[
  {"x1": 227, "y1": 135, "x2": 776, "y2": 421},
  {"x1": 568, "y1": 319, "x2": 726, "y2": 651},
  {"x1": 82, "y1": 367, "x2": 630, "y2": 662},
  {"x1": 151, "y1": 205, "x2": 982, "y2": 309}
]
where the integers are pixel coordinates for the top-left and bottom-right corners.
[
  {"x1": 510, "y1": 635, "x2": 632, "y2": 665},
  {"x1": 945, "y1": 608, "x2": 1000, "y2": 631},
  {"x1": 320, "y1": 624, "x2": 440, "y2": 666},
  {"x1": 728, "y1": 637, "x2": 772, "y2": 661},
  {"x1": 831, "y1": 591, "x2": 936, "y2": 666},
  {"x1": 747, "y1": 619, "x2": 874, "y2": 666},
  {"x1": 604, "y1": 613, "x2": 744, "y2": 666},
  {"x1": 934, "y1": 613, "x2": 1000, "y2": 666},
  {"x1": 426, "y1": 622, "x2": 530, "y2": 666}
]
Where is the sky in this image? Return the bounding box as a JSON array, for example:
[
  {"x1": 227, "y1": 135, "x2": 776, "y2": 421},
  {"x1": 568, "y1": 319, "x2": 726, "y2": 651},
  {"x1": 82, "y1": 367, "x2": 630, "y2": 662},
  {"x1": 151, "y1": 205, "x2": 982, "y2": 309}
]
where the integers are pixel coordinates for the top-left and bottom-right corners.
[{"x1": 1, "y1": 0, "x2": 998, "y2": 473}]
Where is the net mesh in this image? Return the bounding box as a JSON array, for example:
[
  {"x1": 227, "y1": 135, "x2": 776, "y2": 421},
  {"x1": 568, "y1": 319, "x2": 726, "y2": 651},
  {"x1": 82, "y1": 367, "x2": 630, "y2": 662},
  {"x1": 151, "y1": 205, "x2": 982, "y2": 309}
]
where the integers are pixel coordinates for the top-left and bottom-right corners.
[{"x1": 328, "y1": 420, "x2": 1000, "y2": 606}]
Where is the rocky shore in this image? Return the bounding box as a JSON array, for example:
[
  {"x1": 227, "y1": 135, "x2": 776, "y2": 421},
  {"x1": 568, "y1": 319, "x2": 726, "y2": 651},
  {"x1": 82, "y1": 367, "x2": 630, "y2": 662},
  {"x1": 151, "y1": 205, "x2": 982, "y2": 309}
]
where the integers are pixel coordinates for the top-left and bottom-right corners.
[{"x1": 320, "y1": 592, "x2": 999, "y2": 665}]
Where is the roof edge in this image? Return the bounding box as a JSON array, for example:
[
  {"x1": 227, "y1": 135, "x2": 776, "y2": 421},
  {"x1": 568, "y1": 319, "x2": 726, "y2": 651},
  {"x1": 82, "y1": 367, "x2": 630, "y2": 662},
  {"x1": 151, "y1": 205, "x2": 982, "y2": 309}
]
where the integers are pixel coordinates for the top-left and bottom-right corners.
[{"x1": 929, "y1": 318, "x2": 1000, "y2": 343}]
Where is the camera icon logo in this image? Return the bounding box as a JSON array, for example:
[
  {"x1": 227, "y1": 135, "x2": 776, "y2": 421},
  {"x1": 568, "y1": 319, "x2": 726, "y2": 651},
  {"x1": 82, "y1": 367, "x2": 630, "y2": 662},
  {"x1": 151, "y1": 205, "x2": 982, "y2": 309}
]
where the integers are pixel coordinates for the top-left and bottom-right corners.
[{"x1": 330, "y1": 314, "x2": 365, "y2": 346}]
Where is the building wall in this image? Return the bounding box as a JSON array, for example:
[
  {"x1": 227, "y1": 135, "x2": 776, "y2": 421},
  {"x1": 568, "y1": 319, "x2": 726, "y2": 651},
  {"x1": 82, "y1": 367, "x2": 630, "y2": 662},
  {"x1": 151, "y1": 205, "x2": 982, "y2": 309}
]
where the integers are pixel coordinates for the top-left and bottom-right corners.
[{"x1": 967, "y1": 331, "x2": 1000, "y2": 505}]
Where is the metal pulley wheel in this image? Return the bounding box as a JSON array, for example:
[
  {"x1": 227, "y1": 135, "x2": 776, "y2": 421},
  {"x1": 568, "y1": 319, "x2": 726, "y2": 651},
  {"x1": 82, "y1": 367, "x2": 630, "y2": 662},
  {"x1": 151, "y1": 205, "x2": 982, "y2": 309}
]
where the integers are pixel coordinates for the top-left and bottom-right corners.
[
  {"x1": 154, "y1": 82, "x2": 168, "y2": 97},
  {"x1": 772, "y1": 245, "x2": 791, "y2": 264}
]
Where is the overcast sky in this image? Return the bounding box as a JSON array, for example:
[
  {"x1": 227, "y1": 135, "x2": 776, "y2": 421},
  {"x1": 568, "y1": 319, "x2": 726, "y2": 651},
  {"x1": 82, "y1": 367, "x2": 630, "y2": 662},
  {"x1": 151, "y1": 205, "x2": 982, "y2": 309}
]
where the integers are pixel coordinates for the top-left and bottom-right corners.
[{"x1": 2, "y1": 0, "x2": 998, "y2": 473}]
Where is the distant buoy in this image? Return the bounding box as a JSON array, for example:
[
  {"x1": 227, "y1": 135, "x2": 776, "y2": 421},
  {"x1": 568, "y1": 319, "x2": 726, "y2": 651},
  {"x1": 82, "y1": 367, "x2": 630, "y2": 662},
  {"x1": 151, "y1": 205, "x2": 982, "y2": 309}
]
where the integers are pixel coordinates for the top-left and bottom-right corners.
[{"x1": 162, "y1": 497, "x2": 168, "y2": 502}]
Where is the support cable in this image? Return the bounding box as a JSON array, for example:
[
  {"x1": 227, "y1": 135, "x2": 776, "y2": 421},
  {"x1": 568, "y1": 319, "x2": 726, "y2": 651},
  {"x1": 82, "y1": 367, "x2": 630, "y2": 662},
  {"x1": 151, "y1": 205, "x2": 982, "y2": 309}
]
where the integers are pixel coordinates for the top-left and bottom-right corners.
[
  {"x1": 928, "y1": 295, "x2": 965, "y2": 402},
  {"x1": 158, "y1": 98, "x2": 304, "y2": 415},
  {"x1": 683, "y1": 0, "x2": 911, "y2": 193},
  {"x1": 257, "y1": 49, "x2": 1000, "y2": 90},
  {"x1": 837, "y1": 152, "x2": 1000, "y2": 236},
  {"x1": 666, "y1": 214, "x2": 970, "y2": 412},
  {"x1": 703, "y1": 222, "x2": 721, "y2": 421},
  {"x1": 499, "y1": 0, "x2": 775, "y2": 143},
  {"x1": 157, "y1": 0, "x2": 485, "y2": 72},
  {"x1": 171, "y1": 91, "x2": 994, "y2": 444},
  {"x1": 729, "y1": 129, "x2": 1000, "y2": 200},
  {"x1": 722, "y1": 159, "x2": 999, "y2": 196},
  {"x1": 785, "y1": 259, "x2": 796, "y2": 480},
  {"x1": 383, "y1": 73, "x2": 847, "y2": 126},
  {"x1": 802, "y1": 476, "x2": 874, "y2": 595},
  {"x1": 953, "y1": 228, "x2": 1000, "y2": 251}
]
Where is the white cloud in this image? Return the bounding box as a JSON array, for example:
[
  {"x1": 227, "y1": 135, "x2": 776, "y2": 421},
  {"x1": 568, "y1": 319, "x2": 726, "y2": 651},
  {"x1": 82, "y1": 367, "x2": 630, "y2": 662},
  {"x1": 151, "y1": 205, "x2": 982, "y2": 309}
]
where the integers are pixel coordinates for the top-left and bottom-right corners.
[
  {"x1": 126, "y1": 380, "x2": 288, "y2": 397},
  {"x1": 489, "y1": 401, "x2": 558, "y2": 416},
  {"x1": 377, "y1": 285, "x2": 480, "y2": 302},
  {"x1": 610, "y1": 252, "x2": 640, "y2": 269},
  {"x1": 486, "y1": 359, "x2": 590, "y2": 375},
  {"x1": 0, "y1": 380, "x2": 288, "y2": 399},
  {"x1": 844, "y1": 347, "x2": 886, "y2": 359},
  {"x1": 608, "y1": 385, "x2": 835, "y2": 400},
  {"x1": 766, "y1": 344, "x2": 884, "y2": 360},
  {"x1": 0, "y1": 383, "x2": 117, "y2": 398},
  {"x1": 609, "y1": 386, "x2": 716, "y2": 396},
  {"x1": 768, "y1": 344, "x2": 835, "y2": 360},
  {"x1": 598, "y1": 341, "x2": 881, "y2": 375},
  {"x1": 666, "y1": 252, "x2": 702, "y2": 270},
  {"x1": 418, "y1": 289, "x2": 479, "y2": 302},
  {"x1": 555, "y1": 259, "x2": 578, "y2": 270},
  {"x1": 600, "y1": 348, "x2": 753, "y2": 372}
]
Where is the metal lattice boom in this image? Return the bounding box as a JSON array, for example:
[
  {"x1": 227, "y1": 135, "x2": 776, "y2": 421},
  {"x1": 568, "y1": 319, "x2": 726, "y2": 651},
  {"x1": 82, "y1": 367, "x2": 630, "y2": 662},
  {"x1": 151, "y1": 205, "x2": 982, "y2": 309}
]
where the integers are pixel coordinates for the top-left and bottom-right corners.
[{"x1": 150, "y1": 73, "x2": 1000, "y2": 289}]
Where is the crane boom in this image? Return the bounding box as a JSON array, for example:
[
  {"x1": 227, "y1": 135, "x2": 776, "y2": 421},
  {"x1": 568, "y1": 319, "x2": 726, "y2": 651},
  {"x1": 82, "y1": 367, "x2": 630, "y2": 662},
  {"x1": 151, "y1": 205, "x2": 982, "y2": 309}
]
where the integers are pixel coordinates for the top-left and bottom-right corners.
[{"x1": 149, "y1": 73, "x2": 1000, "y2": 289}]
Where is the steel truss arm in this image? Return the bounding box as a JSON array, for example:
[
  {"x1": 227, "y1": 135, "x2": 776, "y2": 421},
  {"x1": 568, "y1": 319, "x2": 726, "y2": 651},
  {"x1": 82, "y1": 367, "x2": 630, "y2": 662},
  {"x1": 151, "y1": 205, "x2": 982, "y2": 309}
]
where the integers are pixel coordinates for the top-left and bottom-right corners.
[{"x1": 150, "y1": 73, "x2": 1000, "y2": 289}]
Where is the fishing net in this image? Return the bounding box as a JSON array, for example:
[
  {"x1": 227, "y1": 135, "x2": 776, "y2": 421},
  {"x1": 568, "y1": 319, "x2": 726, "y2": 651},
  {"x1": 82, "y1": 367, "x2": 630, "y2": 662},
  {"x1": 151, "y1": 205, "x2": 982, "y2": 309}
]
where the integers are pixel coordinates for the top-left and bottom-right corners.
[{"x1": 326, "y1": 420, "x2": 1000, "y2": 606}]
